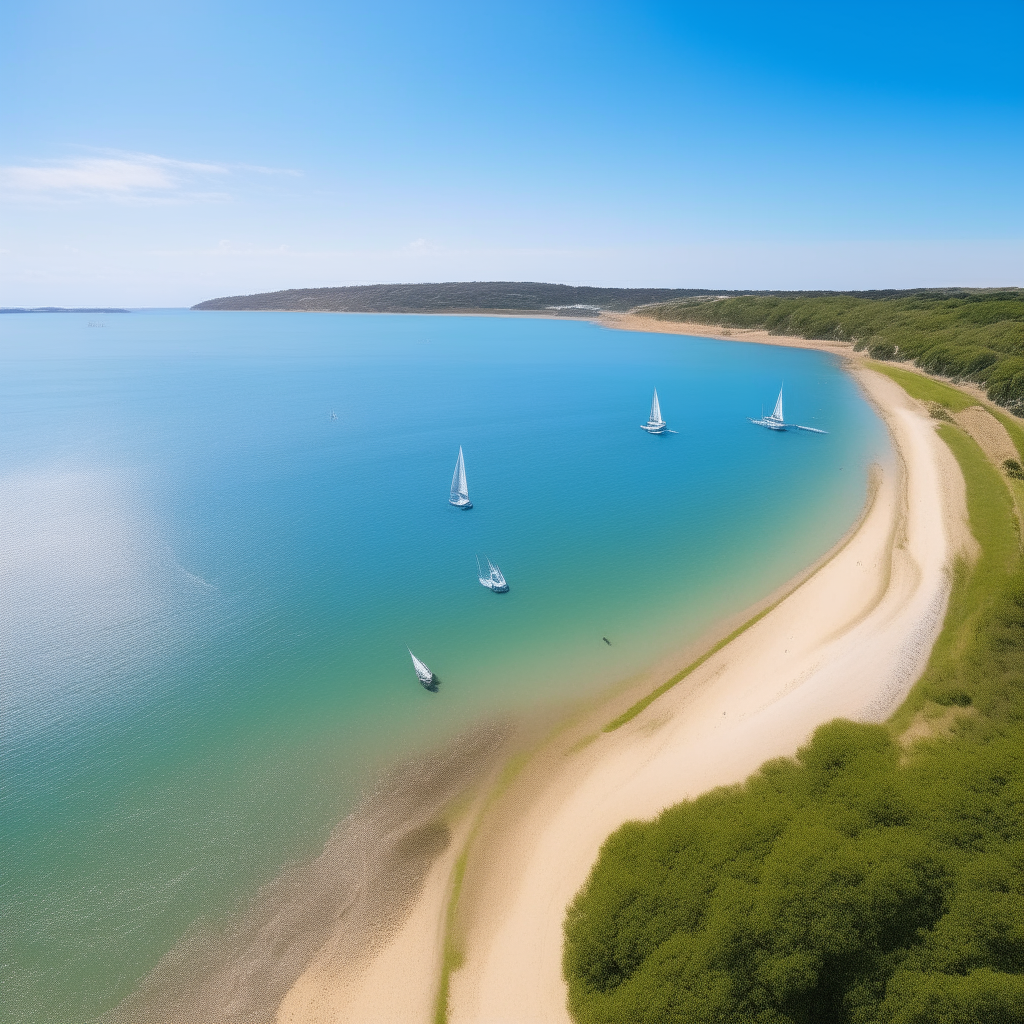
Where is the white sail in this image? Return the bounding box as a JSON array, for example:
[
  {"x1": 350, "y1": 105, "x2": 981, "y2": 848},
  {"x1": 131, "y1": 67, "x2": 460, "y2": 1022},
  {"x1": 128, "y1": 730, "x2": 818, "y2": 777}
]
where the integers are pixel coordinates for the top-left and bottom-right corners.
[
  {"x1": 450, "y1": 446, "x2": 469, "y2": 503},
  {"x1": 771, "y1": 385, "x2": 784, "y2": 422},
  {"x1": 477, "y1": 555, "x2": 509, "y2": 592},
  {"x1": 409, "y1": 649, "x2": 434, "y2": 683},
  {"x1": 641, "y1": 388, "x2": 669, "y2": 432},
  {"x1": 650, "y1": 388, "x2": 662, "y2": 424}
]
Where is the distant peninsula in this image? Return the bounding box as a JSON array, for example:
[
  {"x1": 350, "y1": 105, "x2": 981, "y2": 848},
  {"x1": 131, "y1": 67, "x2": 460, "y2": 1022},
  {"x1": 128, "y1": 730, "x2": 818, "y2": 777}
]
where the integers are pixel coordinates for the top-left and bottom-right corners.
[
  {"x1": 190, "y1": 281, "x2": 747, "y2": 314},
  {"x1": 0, "y1": 306, "x2": 130, "y2": 314}
]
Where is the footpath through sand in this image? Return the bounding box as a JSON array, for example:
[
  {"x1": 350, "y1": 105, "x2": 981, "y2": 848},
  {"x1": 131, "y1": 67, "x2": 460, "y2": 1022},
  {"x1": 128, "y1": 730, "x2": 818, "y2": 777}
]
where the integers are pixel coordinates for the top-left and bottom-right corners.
[{"x1": 277, "y1": 357, "x2": 974, "y2": 1024}]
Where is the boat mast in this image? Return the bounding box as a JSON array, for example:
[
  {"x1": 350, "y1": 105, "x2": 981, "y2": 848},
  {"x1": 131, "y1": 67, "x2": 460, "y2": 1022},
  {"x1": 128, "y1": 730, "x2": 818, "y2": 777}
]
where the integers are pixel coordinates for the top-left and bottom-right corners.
[
  {"x1": 451, "y1": 446, "x2": 469, "y2": 502},
  {"x1": 772, "y1": 384, "x2": 784, "y2": 422}
]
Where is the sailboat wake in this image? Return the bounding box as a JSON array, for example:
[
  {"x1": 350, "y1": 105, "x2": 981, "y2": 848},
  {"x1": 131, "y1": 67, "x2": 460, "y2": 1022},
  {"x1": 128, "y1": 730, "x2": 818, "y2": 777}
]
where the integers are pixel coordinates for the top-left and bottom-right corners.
[{"x1": 749, "y1": 384, "x2": 827, "y2": 434}]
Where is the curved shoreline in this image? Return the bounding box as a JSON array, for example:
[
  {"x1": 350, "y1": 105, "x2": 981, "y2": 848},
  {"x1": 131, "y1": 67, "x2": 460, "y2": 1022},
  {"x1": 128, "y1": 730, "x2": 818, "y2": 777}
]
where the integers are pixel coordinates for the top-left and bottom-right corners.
[{"x1": 273, "y1": 356, "x2": 970, "y2": 1022}]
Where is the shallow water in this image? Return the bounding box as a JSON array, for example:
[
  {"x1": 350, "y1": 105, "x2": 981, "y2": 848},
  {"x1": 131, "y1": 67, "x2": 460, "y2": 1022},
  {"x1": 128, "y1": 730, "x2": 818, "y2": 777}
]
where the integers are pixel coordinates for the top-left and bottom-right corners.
[{"x1": 0, "y1": 310, "x2": 889, "y2": 1022}]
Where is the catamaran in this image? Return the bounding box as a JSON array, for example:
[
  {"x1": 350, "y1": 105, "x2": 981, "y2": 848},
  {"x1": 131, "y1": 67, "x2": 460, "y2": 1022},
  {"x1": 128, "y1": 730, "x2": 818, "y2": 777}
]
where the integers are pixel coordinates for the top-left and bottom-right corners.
[
  {"x1": 449, "y1": 446, "x2": 472, "y2": 508},
  {"x1": 408, "y1": 649, "x2": 440, "y2": 691},
  {"x1": 748, "y1": 384, "x2": 827, "y2": 434},
  {"x1": 477, "y1": 556, "x2": 509, "y2": 593},
  {"x1": 641, "y1": 388, "x2": 669, "y2": 433}
]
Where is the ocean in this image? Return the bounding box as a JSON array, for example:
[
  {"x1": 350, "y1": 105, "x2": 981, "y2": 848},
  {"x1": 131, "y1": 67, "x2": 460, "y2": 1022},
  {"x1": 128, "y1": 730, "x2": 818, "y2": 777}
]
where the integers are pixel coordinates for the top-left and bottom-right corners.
[{"x1": 0, "y1": 310, "x2": 889, "y2": 1022}]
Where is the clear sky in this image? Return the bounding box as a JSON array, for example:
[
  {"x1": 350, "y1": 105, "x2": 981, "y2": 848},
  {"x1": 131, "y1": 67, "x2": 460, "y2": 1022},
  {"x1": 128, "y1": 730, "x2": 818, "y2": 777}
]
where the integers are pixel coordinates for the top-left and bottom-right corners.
[{"x1": 1, "y1": 0, "x2": 1021, "y2": 305}]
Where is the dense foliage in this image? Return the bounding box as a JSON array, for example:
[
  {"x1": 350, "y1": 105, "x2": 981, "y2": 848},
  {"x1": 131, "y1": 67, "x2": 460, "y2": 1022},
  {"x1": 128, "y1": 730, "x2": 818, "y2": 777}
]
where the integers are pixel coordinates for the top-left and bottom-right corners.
[
  {"x1": 564, "y1": 423, "x2": 1024, "y2": 1024},
  {"x1": 191, "y1": 282, "x2": 744, "y2": 313},
  {"x1": 639, "y1": 291, "x2": 1024, "y2": 414}
]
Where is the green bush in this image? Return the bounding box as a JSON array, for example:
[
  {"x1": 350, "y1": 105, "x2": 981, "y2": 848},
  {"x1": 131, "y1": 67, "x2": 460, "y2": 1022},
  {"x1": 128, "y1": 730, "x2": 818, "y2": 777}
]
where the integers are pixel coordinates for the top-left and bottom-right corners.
[{"x1": 564, "y1": 426, "x2": 1024, "y2": 1024}]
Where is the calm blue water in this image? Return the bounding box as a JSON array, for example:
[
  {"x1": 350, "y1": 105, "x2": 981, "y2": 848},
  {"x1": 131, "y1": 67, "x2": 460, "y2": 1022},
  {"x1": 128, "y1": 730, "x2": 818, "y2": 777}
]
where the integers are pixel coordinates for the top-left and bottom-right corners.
[{"x1": 0, "y1": 310, "x2": 889, "y2": 1022}]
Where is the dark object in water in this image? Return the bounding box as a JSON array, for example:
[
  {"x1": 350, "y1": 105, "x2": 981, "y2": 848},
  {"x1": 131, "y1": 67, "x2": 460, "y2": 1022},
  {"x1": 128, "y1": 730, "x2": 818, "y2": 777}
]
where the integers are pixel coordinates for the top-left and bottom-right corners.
[{"x1": 602, "y1": 636, "x2": 612, "y2": 645}]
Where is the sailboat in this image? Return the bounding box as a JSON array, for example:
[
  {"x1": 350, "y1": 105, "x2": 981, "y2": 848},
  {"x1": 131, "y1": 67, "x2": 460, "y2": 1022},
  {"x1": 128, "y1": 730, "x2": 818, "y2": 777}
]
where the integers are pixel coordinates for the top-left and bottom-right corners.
[
  {"x1": 640, "y1": 388, "x2": 669, "y2": 433},
  {"x1": 477, "y1": 555, "x2": 509, "y2": 593},
  {"x1": 330, "y1": 409, "x2": 338, "y2": 421},
  {"x1": 748, "y1": 384, "x2": 827, "y2": 433},
  {"x1": 408, "y1": 649, "x2": 440, "y2": 692},
  {"x1": 449, "y1": 446, "x2": 472, "y2": 508}
]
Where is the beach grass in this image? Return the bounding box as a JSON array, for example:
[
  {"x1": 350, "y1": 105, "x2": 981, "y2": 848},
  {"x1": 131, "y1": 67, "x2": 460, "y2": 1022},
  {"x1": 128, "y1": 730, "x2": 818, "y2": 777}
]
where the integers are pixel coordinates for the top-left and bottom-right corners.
[
  {"x1": 433, "y1": 848, "x2": 469, "y2": 1024},
  {"x1": 863, "y1": 362, "x2": 980, "y2": 412},
  {"x1": 888, "y1": 424, "x2": 1018, "y2": 727},
  {"x1": 432, "y1": 744, "x2": 538, "y2": 1023},
  {"x1": 564, "y1": 412, "x2": 1024, "y2": 1023},
  {"x1": 864, "y1": 359, "x2": 1024, "y2": 535}
]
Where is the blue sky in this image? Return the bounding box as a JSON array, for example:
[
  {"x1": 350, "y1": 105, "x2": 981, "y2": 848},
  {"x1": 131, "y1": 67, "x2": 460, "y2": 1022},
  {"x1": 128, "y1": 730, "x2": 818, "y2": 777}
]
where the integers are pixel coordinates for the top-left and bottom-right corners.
[{"x1": 1, "y1": 0, "x2": 1021, "y2": 304}]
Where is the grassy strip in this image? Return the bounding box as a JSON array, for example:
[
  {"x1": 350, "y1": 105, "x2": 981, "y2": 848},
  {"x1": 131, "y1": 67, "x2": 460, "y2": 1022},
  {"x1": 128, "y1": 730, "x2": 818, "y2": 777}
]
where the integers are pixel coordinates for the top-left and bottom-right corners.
[
  {"x1": 889, "y1": 423, "x2": 1018, "y2": 729},
  {"x1": 864, "y1": 361, "x2": 979, "y2": 412},
  {"x1": 431, "y1": 744, "x2": 541, "y2": 1022},
  {"x1": 602, "y1": 603, "x2": 779, "y2": 732},
  {"x1": 864, "y1": 359, "x2": 1024, "y2": 537},
  {"x1": 432, "y1": 848, "x2": 469, "y2": 1024},
  {"x1": 565, "y1": 415, "x2": 1024, "y2": 1023}
]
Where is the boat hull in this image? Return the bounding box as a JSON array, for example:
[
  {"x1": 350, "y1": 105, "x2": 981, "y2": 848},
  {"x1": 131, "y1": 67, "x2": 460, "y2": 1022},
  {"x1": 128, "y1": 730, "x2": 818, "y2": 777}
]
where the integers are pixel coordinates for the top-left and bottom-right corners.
[
  {"x1": 747, "y1": 416, "x2": 827, "y2": 434},
  {"x1": 479, "y1": 578, "x2": 509, "y2": 593},
  {"x1": 449, "y1": 498, "x2": 473, "y2": 508},
  {"x1": 641, "y1": 422, "x2": 668, "y2": 433}
]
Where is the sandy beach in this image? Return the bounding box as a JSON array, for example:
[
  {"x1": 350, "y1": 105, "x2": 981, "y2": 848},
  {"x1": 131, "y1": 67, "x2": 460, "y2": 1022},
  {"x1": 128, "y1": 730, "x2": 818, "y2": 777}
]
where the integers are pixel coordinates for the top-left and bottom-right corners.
[
  {"x1": 598, "y1": 311, "x2": 857, "y2": 353},
  {"x1": 270, "y1": 324, "x2": 992, "y2": 1024}
]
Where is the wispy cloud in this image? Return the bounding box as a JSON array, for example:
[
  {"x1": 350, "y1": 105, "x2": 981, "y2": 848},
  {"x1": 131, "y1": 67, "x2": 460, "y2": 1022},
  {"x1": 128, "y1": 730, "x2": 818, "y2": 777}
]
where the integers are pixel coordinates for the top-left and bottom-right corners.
[
  {"x1": 0, "y1": 152, "x2": 235, "y2": 203},
  {"x1": 405, "y1": 238, "x2": 441, "y2": 253}
]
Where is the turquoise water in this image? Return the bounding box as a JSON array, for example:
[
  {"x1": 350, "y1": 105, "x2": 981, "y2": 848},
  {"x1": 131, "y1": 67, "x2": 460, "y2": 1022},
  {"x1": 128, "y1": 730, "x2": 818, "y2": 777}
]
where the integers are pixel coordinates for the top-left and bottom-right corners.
[{"x1": 0, "y1": 311, "x2": 888, "y2": 1022}]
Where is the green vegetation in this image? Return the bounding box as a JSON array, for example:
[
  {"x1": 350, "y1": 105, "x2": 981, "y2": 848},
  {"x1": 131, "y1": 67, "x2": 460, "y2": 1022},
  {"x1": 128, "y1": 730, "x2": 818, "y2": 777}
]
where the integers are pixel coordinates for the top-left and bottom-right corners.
[
  {"x1": 865, "y1": 362, "x2": 979, "y2": 412},
  {"x1": 564, "y1": 423, "x2": 1024, "y2": 1024},
  {"x1": 639, "y1": 290, "x2": 1024, "y2": 414},
  {"x1": 434, "y1": 847, "x2": 469, "y2": 1024},
  {"x1": 433, "y1": 745, "x2": 537, "y2": 1023}
]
